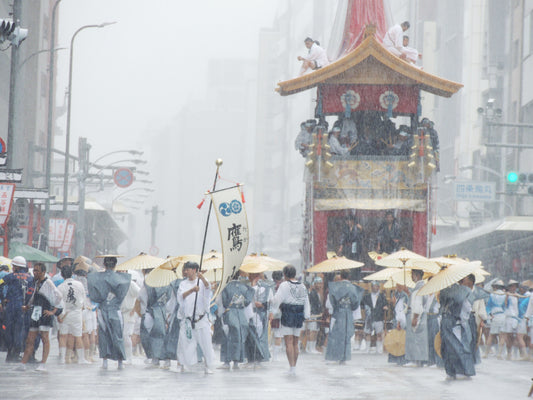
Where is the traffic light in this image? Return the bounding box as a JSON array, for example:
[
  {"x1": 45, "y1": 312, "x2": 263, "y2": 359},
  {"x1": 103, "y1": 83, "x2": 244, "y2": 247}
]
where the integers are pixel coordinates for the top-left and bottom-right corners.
[
  {"x1": 0, "y1": 19, "x2": 28, "y2": 47},
  {"x1": 0, "y1": 19, "x2": 15, "y2": 42},
  {"x1": 506, "y1": 171, "x2": 518, "y2": 183},
  {"x1": 9, "y1": 26, "x2": 27, "y2": 46},
  {"x1": 506, "y1": 171, "x2": 533, "y2": 195}
]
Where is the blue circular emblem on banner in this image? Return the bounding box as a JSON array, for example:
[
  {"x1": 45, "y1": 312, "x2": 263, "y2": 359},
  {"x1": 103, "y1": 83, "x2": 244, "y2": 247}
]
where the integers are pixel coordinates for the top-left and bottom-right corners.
[
  {"x1": 219, "y1": 199, "x2": 242, "y2": 217},
  {"x1": 230, "y1": 200, "x2": 242, "y2": 214},
  {"x1": 219, "y1": 202, "x2": 231, "y2": 217}
]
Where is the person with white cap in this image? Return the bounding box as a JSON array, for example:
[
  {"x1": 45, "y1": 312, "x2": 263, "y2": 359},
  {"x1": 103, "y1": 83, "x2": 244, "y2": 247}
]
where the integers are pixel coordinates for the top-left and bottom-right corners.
[
  {"x1": 328, "y1": 126, "x2": 356, "y2": 156},
  {"x1": 523, "y1": 281, "x2": 533, "y2": 360},
  {"x1": 16, "y1": 262, "x2": 63, "y2": 372},
  {"x1": 294, "y1": 119, "x2": 316, "y2": 157},
  {"x1": 502, "y1": 279, "x2": 522, "y2": 360},
  {"x1": 484, "y1": 279, "x2": 507, "y2": 358},
  {"x1": 0, "y1": 256, "x2": 34, "y2": 363},
  {"x1": 516, "y1": 282, "x2": 530, "y2": 360}
]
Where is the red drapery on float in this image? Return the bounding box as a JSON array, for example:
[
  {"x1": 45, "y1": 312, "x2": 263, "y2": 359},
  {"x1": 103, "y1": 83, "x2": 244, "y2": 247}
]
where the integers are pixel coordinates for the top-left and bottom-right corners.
[
  {"x1": 319, "y1": 84, "x2": 419, "y2": 115},
  {"x1": 333, "y1": 0, "x2": 389, "y2": 59}
]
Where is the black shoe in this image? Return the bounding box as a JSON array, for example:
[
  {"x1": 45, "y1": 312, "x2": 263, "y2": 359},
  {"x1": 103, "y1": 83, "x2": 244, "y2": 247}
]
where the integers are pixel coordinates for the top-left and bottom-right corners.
[
  {"x1": 28, "y1": 354, "x2": 39, "y2": 364},
  {"x1": 11, "y1": 355, "x2": 22, "y2": 363},
  {"x1": 5, "y1": 352, "x2": 21, "y2": 363}
]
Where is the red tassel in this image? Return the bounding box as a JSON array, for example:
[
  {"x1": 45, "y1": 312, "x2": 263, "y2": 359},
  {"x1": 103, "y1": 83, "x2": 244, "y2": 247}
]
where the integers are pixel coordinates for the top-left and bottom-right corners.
[
  {"x1": 196, "y1": 198, "x2": 205, "y2": 209},
  {"x1": 240, "y1": 187, "x2": 245, "y2": 203}
]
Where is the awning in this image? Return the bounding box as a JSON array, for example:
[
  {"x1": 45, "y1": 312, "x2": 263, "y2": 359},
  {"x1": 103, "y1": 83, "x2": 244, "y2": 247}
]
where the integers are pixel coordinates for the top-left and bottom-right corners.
[
  {"x1": 495, "y1": 216, "x2": 533, "y2": 231},
  {"x1": 432, "y1": 216, "x2": 533, "y2": 253},
  {"x1": 8, "y1": 241, "x2": 59, "y2": 263}
]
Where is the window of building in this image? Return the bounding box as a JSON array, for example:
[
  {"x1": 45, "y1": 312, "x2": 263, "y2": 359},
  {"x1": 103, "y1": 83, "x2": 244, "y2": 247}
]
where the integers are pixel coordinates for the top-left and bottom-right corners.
[
  {"x1": 524, "y1": 10, "x2": 533, "y2": 58},
  {"x1": 513, "y1": 39, "x2": 519, "y2": 68}
]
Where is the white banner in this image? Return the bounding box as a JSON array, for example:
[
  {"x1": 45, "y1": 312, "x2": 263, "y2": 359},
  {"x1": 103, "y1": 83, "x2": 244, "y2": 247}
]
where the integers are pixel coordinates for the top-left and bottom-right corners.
[
  {"x1": 0, "y1": 183, "x2": 16, "y2": 225},
  {"x1": 210, "y1": 186, "x2": 249, "y2": 299},
  {"x1": 59, "y1": 222, "x2": 76, "y2": 253},
  {"x1": 49, "y1": 218, "x2": 68, "y2": 248}
]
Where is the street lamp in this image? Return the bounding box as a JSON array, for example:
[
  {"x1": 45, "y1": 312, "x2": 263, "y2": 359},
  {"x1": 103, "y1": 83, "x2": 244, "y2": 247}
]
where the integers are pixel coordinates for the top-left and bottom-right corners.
[
  {"x1": 111, "y1": 187, "x2": 154, "y2": 210},
  {"x1": 458, "y1": 164, "x2": 503, "y2": 179},
  {"x1": 17, "y1": 47, "x2": 67, "y2": 72},
  {"x1": 62, "y1": 21, "x2": 117, "y2": 215},
  {"x1": 92, "y1": 150, "x2": 144, "y2": 165}
]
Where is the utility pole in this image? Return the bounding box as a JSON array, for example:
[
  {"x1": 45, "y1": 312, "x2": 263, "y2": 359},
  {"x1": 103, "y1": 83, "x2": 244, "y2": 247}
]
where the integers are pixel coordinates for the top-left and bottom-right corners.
[
  {"x1": 6, "y1": 0, "x2": 21, "y2": 169},
  {"x1": 76, "y1": 137, "x2": 90, "y2": 256},
  {"x1": 44, "y1": 0, "x2": 62, "y2": 248},
  {"x1": 147, "y1": 205, "x2": 164, "y2": 247}
]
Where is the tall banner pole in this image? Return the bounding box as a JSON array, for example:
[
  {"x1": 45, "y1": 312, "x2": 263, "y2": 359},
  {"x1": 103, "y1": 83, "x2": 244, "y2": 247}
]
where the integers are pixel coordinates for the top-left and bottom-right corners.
[{"x1": 191, "y1": 158, "x2": 223, "y2": 327}]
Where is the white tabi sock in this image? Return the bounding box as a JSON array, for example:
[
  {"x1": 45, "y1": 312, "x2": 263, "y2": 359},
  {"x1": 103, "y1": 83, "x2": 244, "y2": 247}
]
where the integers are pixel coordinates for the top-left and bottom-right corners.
[
  {"x1": 77, "y1": 348, "x2": 90, "y2": 364},
  {"x1": 306, "y1": 341, "x2": 316, "y2": 352},
  {"x1": 376, "y1": 340, "x2": 383, "y2": 354}
]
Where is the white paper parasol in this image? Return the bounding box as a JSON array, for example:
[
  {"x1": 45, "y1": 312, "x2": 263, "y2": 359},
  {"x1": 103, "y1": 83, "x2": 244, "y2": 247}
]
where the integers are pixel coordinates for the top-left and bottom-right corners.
[
  {"x1": 306, "y1": 256, "x2": 364, "y2": 273},
  {"x1": 417, "y1": 261, "x2": 482, "y2": 296}
]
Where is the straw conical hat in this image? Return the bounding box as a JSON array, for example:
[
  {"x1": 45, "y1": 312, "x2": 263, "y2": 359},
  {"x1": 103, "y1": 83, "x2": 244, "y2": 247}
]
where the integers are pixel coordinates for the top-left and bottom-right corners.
[
  {"x1": 115, "y1": 253, "x2": 165, "y2": 271},
  {"x1": 243, "y1": 254, "x2": 286, "y2": 271},
  {"x1": 384, "y1": 329, "x2": 406, "y2": 356},
  {"x1": 73, "y1": 256, "x2": 91, "y2": 273},
  {"x1": 239, "y1": 261, "x2": 268, "y2": 274},
  {"x1": 145, "y1": 267, "x2": 180, "y2": 288}
]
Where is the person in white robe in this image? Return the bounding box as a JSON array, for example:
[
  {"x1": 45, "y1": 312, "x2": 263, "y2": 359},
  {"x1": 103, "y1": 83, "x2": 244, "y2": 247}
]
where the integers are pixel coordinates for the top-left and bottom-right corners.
[
  {"x1": 298, "y1": 37, "x2": 329, "y2": 76},
  {"x1": 383, "y1": 21, "x2": 410, "y2": 57},
  {"x1": 177, "y1": 262, "x2": 215, "y2": 374}
]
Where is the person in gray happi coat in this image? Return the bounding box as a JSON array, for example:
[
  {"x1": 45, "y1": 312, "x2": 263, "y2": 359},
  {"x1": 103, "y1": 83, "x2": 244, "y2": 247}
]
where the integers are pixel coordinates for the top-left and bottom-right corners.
[
  {"x1": 439, "y1": 282, "x2": 476, "y2": 380},
  {"x1": 426, "y1": 290, "x2": 443, "y2": 367},
  {"x1": 218, "y1": 277, "x2": 255, "y2": 369},
  {"x1": 87, "y1": 256, "x2": 131, "y2": 370},
  {"x1": 404, "y1": 269, "x2": 429, "y2": 366},
  {"x1": 460, "y1": 273, "x2": 488, "y2": 365},
  {"x1": 139, "y1": 281, "x2": 172, "y2": 367},
  {"x1": 163, "y1": 278, "x2": 183, "y2": 364},
  {"x1": 245, "y1": 274, "x2": 273, "y2": 364},
  {"x1": 325, "y1": 270, "x2": 364, "y2": 363}
]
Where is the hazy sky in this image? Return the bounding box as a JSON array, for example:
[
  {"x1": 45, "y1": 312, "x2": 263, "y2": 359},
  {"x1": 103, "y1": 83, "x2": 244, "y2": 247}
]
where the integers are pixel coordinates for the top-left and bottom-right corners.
[
  {"x1": 53, "y1": 1, "x2": 282, "y2": 255},
  {"x1": 55, "y1": 0, "x2": 281, "y2": 157}
]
